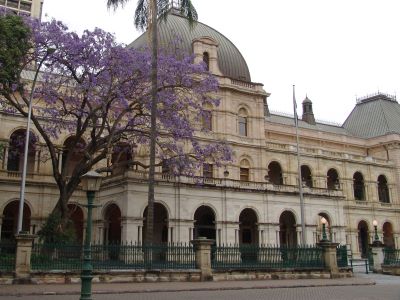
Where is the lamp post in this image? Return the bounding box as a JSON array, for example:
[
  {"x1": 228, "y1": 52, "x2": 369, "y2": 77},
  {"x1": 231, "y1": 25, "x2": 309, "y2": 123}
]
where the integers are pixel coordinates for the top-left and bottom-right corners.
[
  {"x1": 17, "y1": 48, "x2": 56, "y2": 234},
  {"x1": 80, "y1": 170, "x2": 102, "y2": 300},
  {"x1": 321, "y1": 217, "x2": 328, "y2": 242},
  {"x1": 372, "y1": 220, "x2": 382, "y2": 246}
]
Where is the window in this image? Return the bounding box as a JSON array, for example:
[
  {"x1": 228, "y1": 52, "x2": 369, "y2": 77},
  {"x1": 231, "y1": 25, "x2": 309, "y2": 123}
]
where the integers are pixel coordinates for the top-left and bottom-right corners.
[
  {"x1": 353, "y1": 172, "x2": 365, "y2": 200},
  {"x1": 240, "y1": 167, "x2": 249, "y2": 181},
  {"x1": 162, "y1": 160, "x2": 170, "y2": 174},
  {"x1": 301, "y1": 165, "x2": 313, "y2": 188},
  {"x1": 203, "y1": 163, "x2": 213, "y2": 179},
  {"x1": 20, "y1": 2, "x2": 32, "y2": 11},
  {"x1": 201, "y1": 110, "x2": 212, "y2": 131},
  {"x1": 378, "y1": 175, "x2": 390, "y2": 203},
  {"x1": 203, "y1": 52, "x2": 209, "y2": 71},
  {"x1": 7, "y1": 0, "x2": 19, "y2": 8},
  {"x1": 239, "y1": 116, "x2": 247, "y2": 136}
]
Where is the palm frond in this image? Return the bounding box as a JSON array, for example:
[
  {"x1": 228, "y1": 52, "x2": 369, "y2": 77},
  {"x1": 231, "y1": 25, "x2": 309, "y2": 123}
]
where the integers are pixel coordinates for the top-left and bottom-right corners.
[
  {"x1": 107, "y1": 0, "x2": 130, "y2": 10},
  {"x1": 180, "y1": 0, "x2": 198, "y2": 27},
  {"x1": 134, "y1": 0, "x2": 148, "y2": 31}
]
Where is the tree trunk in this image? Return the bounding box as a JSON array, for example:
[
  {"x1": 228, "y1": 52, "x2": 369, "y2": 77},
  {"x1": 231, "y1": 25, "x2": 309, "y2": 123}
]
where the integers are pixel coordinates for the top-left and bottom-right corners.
[{"x1": 145, "y1": 0, "x2": 158, "y2": 246}]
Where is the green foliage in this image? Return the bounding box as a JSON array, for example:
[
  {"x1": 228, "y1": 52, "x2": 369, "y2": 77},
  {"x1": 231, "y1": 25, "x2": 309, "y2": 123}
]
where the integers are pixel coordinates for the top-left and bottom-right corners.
[
  {"x1": 37, "y1": 212, "x2": 77, "y2": 244},
  {"x1": 0, "y1": 14, "x2": 31, "y2": 88}
]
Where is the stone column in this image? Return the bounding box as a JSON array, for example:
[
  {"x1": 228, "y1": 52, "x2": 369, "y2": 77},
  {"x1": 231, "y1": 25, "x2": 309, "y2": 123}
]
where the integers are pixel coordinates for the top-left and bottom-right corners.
[
  {"x1": 370, "y1": 240, "x2": 385, "y2": 273},
  {"x1": 14, "y1": 233, "x2": 36, "y2": 283},
  {"x1": 191, "y1": 237, "x2": 214, "y2": 281},
  {"x1": 317, "y1": 241, "x2": 340, "y2": 277}
]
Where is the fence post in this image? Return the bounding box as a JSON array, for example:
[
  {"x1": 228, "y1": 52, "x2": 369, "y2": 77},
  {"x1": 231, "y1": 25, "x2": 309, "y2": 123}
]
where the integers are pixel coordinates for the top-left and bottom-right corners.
[
  {"x1": 317, "y1": 241, "x2": 339, "y2": 277},
  {"x1": 14, "y1": 233, "x2": 36, "y2": 283},
  {"x1": 370, "y1": 244, "x2": 384, "y2": 273},
  {"x1": 190, "y1": 237, "x2": 214, "y2": 281}
]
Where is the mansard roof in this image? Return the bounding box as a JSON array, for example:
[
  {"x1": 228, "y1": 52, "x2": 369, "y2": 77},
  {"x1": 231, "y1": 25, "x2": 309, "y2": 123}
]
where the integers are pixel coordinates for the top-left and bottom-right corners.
[{"x1": 343, "y1": 93, "x2": 400, "y2": 138}]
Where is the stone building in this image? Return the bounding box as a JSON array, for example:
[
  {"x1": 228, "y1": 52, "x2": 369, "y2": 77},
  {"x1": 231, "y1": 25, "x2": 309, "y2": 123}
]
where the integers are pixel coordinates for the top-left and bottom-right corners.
[
  {"x1": 0, "y1": 0, "x2": 43, "y2": 19},
  {"x1": 1, "y1": 8, "x2": 399, "y2": 259}
]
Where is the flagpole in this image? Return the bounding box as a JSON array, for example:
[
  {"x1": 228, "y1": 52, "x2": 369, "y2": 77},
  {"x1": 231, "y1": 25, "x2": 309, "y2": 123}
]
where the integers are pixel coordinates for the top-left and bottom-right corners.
[{"x1": 293, "y1": 85, "x2": 306, "y2": 245}]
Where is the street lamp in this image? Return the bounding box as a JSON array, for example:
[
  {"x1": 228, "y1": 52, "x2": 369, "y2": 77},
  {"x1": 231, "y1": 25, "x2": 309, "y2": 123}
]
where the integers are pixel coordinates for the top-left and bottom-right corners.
[
  {"x1": 80, "y1": 170, "x2": 102, "y2": 300},
  {"x1": 372, "y1": 220, "x2": 383, "y2": 248},
  {"x1": 320, "y1": 217, "x2": 329, "y2": 242},
  {"x1": 17, "y1": 47, "x2": 56, "y2": 234}
]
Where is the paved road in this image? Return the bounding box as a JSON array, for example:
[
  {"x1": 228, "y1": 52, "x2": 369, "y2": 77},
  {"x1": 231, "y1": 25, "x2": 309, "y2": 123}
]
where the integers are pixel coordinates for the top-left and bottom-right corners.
[{"x1": 0, "y1": 285, "x2": 399, "y2": 300}]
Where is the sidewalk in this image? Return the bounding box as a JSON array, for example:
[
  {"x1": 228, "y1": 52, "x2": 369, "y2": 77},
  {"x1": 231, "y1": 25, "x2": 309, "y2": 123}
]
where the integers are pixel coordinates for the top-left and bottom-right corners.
[{"x1": 0, "y1": 277, "x2": 375, "y2": 297}]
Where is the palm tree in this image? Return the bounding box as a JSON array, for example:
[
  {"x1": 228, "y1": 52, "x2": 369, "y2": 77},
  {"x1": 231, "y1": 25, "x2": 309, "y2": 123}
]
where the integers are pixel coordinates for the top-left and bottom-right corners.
[{"x1": 107, "y1": 0, "x2": 198, "y2": 245}]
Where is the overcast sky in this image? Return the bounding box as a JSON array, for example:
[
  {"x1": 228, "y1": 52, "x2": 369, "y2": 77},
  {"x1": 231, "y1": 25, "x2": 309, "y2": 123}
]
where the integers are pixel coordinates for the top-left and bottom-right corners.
[{"x1": 42, "y1": 0, "x2": 400, "y2": 124}]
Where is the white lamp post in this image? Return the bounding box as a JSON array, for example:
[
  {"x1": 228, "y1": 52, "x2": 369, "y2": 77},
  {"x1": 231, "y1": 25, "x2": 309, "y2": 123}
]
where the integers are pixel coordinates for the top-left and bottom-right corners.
[{"x1": 16, "y1": 48, "x2": 55, "y2": 234}]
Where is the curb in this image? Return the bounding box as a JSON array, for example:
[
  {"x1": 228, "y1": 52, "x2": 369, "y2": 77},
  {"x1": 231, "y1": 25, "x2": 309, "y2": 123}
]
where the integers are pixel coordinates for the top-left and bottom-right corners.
[{"x1": 0, "y1": 281, "x2": 376, "y2": 297}]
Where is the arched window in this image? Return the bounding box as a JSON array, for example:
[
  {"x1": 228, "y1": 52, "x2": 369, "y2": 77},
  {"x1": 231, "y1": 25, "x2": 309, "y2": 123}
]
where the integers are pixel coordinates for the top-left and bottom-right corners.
[
  {"x1": 301, "y1": 165, "x2": 313, "y2": 188},
  {"x1": 383, "y1": 222, "x2": 395, "y2": 248},
  {"x1": 378, "y1": 175, "x2": 390, "y2": 203},
  {"x1": 353, "y1": 172, "x2": 365, "y2": 200},
  {"x1": 203, "y1": 52, "x2": 209, "y2": 71},
  {"x1": 111, "y1": 143, "x2": 132, "y2": 175},
  {"x1": 240, "y1": 159, "x2": 250, "y2": 181},
  {"x1": 238, "y1": 108, "x2": 248, "y2": 136},
  {"x1": 268, "y1": 161, "x2": 283, "y2": 185},
  {"x1": 7, "y1": 129, "x2": 36, "y2": 172},
  {"x1": 62, "y1": 136, "x2": 86, "y2": 176},
  {"x1": 327, "y1": 168, "x2": 339, "y2": 190},
  {"x1": 201, "y1": 110, "x2": 212, "y2": 131}
]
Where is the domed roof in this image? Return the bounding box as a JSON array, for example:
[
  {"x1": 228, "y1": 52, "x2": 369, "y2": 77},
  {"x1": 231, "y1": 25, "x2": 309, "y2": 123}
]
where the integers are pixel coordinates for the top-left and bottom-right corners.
[
  {"x1": 303, "y1": 95, "x2": 312, "y2": 103},
  {"x1": 128, "y1": 12, "x2": 251, "y2": 82}
]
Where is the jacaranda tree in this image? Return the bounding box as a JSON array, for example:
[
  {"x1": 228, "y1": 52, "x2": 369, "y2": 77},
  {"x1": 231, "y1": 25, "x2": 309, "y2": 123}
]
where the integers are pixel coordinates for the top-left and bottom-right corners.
[{"x1": 0, "y1": 15, "x2": 231, "y2": 236}]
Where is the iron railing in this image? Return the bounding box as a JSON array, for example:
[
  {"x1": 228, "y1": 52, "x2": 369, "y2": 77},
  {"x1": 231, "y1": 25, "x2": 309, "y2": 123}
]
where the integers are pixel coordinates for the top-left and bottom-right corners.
[
  {"x1": 0, "y1": 240, "x2": 16, "y2": 271},
  {"x1": 31, "y1": 242, "x2": 196, "y2": 271},
  {"x1": 211, "y1": 244, "x2": 325, "y2": 270},
  {"x1": 383, "y1": 248, "x2": 400, "y2": 266},
  {"x1": 336, "y1": 245, "x2": 348, "y2": 267}
]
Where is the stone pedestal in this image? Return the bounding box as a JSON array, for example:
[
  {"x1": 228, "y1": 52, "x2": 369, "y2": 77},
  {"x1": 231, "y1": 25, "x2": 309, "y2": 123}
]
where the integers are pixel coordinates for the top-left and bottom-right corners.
[
  {"x1": 191, "y1": 237, "x2": 214, "y2": 281},
  {"x1": 14, "y1": 233, "x2": 36, "y2": 283},
  {"x1": 370, "y1": 242, "x2": 384, "y2": 273},
  {"x1": 317, "y1": 241, "x2": 339, "y2": 276}
]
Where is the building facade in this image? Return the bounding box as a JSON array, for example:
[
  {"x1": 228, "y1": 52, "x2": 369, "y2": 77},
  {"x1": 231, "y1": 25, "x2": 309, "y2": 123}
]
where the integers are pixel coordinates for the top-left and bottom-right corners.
[
  {"x1": 1, "y1": 10, "x2": 400, "y2": 259},
  {"x1": 0, "y1": 0, "x2": 43, "y2": 19}
]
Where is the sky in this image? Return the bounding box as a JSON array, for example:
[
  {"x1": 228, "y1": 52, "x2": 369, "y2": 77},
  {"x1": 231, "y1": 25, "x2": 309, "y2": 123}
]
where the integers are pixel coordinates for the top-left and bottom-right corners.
[{"x1": 42, "y1": 0, "x2": 400, "y2": 124}]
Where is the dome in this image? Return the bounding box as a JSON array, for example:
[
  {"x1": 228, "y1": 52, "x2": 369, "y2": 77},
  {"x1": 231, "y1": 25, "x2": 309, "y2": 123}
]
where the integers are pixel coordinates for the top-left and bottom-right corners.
[
  {"x1": 303, "y1": 96, "x2": 312, "y2": 103},
  {"x1": 128, "y1": 12, "x2": 251, "y2": 82}
]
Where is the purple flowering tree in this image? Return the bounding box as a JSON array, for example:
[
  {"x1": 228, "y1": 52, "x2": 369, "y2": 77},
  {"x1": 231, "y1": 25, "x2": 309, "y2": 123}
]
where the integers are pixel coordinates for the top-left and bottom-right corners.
[{"x1": 0, "y1": 16, "x2": 231, "y2": 235}]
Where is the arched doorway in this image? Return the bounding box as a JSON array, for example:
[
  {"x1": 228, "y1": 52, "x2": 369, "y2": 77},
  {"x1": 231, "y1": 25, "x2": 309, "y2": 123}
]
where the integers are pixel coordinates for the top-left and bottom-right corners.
[
  {"x1": 143, "y1": 203, "x2": 168, "y2": 244},
  {"x1": 267, "y1": 161, "x2": 283, "y2": 185},
  {"x1": 7, "y1": 129, "x2": 36, "y2": 173},
  {"x1": 383, "y1": 222, "x2": 395, "y2": 248},
  {"x1": 239, "y1": 208, "x2": 258, "y2": 245},
  {"x1": 317, "y1": 213, "x2": 331, "y2": 242},
  {"x1": 279, "y1": 211, "x2": 297, "y2": 247},
  {"x1": 358, "y1": 221, "x2": 369, "y2": 258},
  {"x1": 1, "y1": 201, "x2": 31, "y2": 240},
  {"x1": 104, "y1": 203, "x2": 122, "y2": 244},
  {"x1": 327, "y1": 168, "x2": 339, "y2": 190},
  {"x1": 194, "y1": 205, "x2": 216, "y2": 241},
  {"x1": 67, "y1": 204, "x2": 84, "y2": 243}
]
